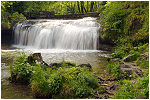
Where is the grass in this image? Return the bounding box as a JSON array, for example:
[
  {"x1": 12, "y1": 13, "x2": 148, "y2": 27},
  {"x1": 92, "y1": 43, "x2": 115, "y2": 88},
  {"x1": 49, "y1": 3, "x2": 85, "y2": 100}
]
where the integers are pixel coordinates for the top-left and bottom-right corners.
[{"x1": 106, "y1": 62, "x2": 121, "y2": 79}]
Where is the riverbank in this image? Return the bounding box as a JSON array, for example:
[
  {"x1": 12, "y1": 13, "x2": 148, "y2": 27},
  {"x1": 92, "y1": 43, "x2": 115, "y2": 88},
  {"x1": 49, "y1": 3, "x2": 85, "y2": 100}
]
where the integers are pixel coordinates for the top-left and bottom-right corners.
[{"x1": 1, "y1": 49, "x2": 110, "y2": 99}]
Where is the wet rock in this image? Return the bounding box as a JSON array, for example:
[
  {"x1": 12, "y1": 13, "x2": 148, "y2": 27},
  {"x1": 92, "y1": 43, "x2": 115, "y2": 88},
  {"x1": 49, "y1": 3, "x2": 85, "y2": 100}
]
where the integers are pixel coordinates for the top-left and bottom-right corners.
[
  {"x1": 77, "y1": 63, "x2": 92, "y2": 69},
  {"x1": 50, "y1": 63, "x2": 62, "y2": 67}
]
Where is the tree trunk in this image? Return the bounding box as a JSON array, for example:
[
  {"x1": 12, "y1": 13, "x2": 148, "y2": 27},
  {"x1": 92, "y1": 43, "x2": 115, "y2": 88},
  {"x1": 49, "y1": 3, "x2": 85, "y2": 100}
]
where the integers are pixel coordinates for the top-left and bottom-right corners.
[
  {"x1": 77, "y1": 1, "x2": 80, "y2": 13},
  {"x1": 87, "y1": 1, "x2": 88, "y2": 12},
  {"x1": 80, "y1": 1, "x2": 84, "y2": 13},
  {"x1": 90, "y1": 1, "x2": 94, "y2": 12},
  {"x1": 83, "y1": 1, "x2": 87, "y2": 13}
]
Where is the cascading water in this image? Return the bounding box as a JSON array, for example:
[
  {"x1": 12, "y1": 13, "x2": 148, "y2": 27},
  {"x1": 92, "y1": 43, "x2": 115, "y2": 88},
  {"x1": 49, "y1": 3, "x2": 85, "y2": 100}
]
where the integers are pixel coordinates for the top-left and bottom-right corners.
[{"x1": 13, "y1": 17, "x2": 100, "y2": 50}]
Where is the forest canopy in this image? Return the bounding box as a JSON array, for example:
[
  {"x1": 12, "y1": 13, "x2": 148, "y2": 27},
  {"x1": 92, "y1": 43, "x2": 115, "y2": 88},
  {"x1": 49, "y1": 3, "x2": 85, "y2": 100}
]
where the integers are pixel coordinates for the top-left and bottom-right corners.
[{"x1": 1, "y1": 1, "x2": 149, "y2": 45}]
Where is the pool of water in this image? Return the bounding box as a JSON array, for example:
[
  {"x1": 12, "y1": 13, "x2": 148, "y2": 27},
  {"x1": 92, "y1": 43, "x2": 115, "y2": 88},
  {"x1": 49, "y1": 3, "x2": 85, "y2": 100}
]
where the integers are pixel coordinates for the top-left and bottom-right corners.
[{"x1": 1, "y1": 49, "x2": 109, "y2": 99}]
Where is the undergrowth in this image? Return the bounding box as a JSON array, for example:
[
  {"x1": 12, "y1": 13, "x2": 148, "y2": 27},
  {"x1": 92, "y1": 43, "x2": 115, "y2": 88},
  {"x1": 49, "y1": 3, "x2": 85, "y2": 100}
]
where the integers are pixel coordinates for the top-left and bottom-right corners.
[
  {"x1": 9, "y1": 53, "x2": 99, "y2": 98},
  {"x1": 112, "y1": 74, "x2": 149, "y2": 99}
]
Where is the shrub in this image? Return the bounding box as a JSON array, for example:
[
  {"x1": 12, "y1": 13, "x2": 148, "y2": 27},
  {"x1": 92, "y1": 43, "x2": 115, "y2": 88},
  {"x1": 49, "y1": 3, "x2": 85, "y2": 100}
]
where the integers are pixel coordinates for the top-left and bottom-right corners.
[
  {"x1": 31, "y1": 66, "x2": 99, "y2": 98},
  {"x1": 11, "y1": 12, "x2": 26, "y2": 24},
  {"x1": 9, "y1": 52, "x2": 34, "y2": 84},
  {"x1": 30, "y1": 67, "x2": 63, "y2": 98}
]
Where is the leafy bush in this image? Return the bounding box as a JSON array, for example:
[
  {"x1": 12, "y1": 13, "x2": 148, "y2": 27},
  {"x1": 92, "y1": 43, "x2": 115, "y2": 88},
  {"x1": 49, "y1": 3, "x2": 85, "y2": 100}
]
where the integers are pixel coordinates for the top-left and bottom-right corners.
[
  {"x1": 9, "y1": 52, "x2": 34, "y2": 83},
  {"x1": 30, "y1": 67, "x2": 63, "y2": 98},
  {"x1": 99, "y1": 1, "x2": 149, "y2": 44},
  {"x1": 11, "y1": 12, "x2": 26, "y2": 24},
  {"x1": 31, "y1": 66, "x2": 99, "y2": 98}
]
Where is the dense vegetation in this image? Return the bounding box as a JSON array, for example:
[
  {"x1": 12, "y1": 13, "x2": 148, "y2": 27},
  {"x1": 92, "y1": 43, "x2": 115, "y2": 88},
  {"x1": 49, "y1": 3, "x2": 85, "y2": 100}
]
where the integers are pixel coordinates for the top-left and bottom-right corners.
[
  {"x1": 9, "y1": 52, "x2": 99, "y2": 98},
  {"x1": 1, "y1": 1, "x2": 103, "y2": 29},
  {"x1": 2, "y1": 1, "x2": 149, "y2": 99},
  {"x1": 99, "y1": 2, "x2": 149, "y2": 99}
]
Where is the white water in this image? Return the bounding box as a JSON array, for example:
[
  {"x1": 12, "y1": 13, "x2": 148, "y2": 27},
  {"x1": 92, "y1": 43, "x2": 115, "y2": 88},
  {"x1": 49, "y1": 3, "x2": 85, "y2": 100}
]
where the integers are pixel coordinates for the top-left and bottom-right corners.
[{"x1": 13, "y1": 17, "x2": 100, "y2": 50}]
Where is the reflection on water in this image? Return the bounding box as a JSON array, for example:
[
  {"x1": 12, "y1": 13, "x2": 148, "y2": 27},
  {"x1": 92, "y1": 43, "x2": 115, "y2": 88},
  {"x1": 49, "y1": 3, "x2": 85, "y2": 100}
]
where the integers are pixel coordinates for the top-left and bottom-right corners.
[{"x1": 1, "y1": 49, "x2": 109, "y2": 99}]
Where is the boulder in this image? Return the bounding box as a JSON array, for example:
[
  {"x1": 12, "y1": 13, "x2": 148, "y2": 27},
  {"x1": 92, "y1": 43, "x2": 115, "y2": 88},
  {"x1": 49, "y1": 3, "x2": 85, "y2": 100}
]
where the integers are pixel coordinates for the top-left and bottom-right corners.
[{"x1": 120, "y1": 64, "x2": 143, "y2": 78}]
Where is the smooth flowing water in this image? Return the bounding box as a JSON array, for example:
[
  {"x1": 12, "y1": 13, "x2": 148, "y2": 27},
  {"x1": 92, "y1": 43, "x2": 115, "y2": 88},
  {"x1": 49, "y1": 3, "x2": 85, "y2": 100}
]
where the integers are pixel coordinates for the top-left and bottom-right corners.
[
  {"x1": 1, "y1": 17, "x2": 109, "y2": 99},
  {"x1": 13, "y1": 17, "x2": 100, "y2": 50}
]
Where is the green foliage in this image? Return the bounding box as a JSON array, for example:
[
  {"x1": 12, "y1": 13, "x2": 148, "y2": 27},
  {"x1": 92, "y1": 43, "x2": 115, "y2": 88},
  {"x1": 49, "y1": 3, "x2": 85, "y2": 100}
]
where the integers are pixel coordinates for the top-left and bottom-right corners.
[
  {"x1": 2, "y1": 19, "x2": 11, "y2": 29},
  {"x1": 136, "y1": 57, "x2": 149, "y2": 69},
  {"x1": 113, "y1": 80, "x2": 137, "y2": 99},
  {"x1": 31, "y1": 67, "x2": 63, "y2": 98},
  {"x1": 1, "y1": 1, "x2": 27, "y2": 29},
  {"x1": 50, "y1": 61, "x2": 76, "y2": 70},
  {"x1": 10, "y1": 53, "x2": 98, "y2": 98},
  {"x1": 106, "y1": 62, "x2": 121, "y2": 79},
  {"x1": 11, "y1": 12, "x2": 26, "y2": 23},
  {"x1": 10, "y1": 52, "x2": 33, "y2": 83},
  {"x1": 31, "y1": 66, "x2": 98, "y2": 98},
  {"x1": 99, "y1": 1, "x2": 149, "y2": 44},
  {"x1": 113, "y1": 75, "x2": 149, "y2": 99},
  {"x1": 111, "y1": 42, "x2": 148, "y2": 60}
]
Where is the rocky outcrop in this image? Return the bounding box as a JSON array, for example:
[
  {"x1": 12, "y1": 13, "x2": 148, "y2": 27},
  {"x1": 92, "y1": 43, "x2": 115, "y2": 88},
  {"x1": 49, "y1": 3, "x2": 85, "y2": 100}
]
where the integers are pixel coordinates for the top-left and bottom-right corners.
[{"x1": 120, "y1": 64, "x2": 143, "y2": 78}]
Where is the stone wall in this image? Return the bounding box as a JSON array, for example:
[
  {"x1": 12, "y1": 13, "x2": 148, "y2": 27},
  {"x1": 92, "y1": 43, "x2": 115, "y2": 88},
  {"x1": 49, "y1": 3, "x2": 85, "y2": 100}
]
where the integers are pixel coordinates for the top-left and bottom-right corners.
[{"x1": 24, "y1": 12, "x2": 100, "y2": 19}]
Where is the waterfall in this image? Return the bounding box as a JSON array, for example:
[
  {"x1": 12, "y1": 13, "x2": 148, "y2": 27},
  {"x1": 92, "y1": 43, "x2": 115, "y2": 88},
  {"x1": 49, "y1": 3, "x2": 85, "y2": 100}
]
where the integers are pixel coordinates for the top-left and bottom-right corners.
[{"x1": 13, "y1": 17, "x2": 100, "y2": 50}]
